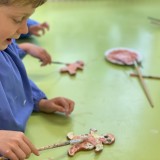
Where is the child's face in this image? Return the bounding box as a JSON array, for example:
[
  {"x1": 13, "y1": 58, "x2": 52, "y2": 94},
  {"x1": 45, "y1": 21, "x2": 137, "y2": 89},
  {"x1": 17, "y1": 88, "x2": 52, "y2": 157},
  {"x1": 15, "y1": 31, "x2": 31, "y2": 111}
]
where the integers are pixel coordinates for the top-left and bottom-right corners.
[{"x1": 0, "y1": 4, "x2": 35, "y2": 50}]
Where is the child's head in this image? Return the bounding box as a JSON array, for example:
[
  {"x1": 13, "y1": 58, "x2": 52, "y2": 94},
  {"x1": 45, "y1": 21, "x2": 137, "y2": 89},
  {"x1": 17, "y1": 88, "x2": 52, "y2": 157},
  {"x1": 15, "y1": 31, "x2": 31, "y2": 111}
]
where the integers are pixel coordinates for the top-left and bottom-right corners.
[
  {"x1": 0, "y1": 0, "x2": 47, "y2": 51},
  {"x1": 0, "y1": 0, "x2": 47, "y2": 8}
]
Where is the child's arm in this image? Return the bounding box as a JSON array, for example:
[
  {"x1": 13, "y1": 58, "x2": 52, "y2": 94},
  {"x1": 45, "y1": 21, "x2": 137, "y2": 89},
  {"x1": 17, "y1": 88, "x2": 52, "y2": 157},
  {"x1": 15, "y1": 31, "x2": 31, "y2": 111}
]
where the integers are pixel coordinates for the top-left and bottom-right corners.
[
  {"x1": 38, "y1": 97, "x2": 75, "y2": 117},
  {"x1": 20, "y1": 19, "x2": 49, "y2": 38},
  {"x1": 28, "y1": 21, "x2": 49, "y2": 37},
  {"x1": 15, "y1": 42, "x2": 74, "y2": 117},
  {"x1": 18, "y1": 42, "x2": 52, "y2": 66},
  {"x1": 0, "y1": 130, "x2": 39, "y2": 160},
  {"x1": 28, "y1": 80, "x2": 75, "y2": 116}
]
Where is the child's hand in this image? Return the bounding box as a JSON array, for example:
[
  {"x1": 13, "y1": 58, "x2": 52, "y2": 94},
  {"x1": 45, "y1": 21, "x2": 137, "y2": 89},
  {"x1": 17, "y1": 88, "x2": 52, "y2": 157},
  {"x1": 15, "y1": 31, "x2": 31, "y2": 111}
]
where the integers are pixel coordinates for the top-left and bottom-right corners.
[
  {"x1": 38, "y1": 97, "x2": 75, "y2": 117},
  {"x1": 19, "y1": 43, "x2": 52, "y2": 66},
  {"x1": 0, "y1": 130, "x2": 39, "y2": 160},
  {"x1": 29, "y1": 22, "x2": 49, "y2": 37}
]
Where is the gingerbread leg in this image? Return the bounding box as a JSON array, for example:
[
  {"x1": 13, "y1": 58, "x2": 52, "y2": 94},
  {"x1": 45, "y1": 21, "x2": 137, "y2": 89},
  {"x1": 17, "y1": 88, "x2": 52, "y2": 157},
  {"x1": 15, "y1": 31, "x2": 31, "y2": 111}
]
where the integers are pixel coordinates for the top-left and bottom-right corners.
[{"x1": 68, "y1": 142, "x2": 94, "y2": 156}]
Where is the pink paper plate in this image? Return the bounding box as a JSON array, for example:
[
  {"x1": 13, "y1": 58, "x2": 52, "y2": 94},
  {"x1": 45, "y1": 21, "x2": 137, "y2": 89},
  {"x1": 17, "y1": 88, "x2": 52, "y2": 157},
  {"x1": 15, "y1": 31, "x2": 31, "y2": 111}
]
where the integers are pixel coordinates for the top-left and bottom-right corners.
[{"x1": 104, "y1": 48, "x2": 142, "y2": 65}]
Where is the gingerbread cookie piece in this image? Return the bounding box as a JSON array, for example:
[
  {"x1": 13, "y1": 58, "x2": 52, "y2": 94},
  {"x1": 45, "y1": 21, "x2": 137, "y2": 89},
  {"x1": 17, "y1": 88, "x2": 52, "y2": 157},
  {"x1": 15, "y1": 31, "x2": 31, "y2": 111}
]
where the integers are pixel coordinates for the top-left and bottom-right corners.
[
  {"x1": 60, "y1": 60, "x2": 84, "y2": 75},
  {"x1": 67, "y1": 128, "x2": 115, "y2": 156}
]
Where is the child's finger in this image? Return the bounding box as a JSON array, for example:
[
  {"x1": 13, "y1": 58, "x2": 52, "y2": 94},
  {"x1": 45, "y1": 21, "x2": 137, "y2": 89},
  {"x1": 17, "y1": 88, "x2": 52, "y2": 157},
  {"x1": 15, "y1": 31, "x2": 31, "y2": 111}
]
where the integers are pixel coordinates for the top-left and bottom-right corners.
[
  {"x1": 23, "y1": 136, "x2": 39, "y2": 156},
  {"x1": 41, "y1": 22, "x2": 50, "y2": 30}
]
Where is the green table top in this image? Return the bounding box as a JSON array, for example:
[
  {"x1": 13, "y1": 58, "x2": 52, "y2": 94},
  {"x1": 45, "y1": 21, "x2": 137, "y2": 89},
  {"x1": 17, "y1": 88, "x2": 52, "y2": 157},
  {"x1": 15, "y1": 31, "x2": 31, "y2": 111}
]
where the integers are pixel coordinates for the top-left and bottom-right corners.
[{"x1": 22, "y1": 1, "x2": 160, "y2": 159}]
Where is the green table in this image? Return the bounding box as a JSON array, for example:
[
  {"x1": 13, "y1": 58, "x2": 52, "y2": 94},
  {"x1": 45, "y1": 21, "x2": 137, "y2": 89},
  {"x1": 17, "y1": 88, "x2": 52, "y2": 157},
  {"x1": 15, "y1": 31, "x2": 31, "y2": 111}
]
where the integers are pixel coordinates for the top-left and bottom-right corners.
[{"x1": 22, "y1": 1, "x2": 160, "y2": 159}]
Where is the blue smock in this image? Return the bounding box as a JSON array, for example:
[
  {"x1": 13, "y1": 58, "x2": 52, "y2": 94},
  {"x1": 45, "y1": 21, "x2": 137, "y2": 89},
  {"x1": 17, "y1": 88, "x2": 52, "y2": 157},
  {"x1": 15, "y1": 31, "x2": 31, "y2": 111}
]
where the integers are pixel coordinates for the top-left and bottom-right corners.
[{"x1": 0, "y1": 40, "x2": 46, "y2": 132}]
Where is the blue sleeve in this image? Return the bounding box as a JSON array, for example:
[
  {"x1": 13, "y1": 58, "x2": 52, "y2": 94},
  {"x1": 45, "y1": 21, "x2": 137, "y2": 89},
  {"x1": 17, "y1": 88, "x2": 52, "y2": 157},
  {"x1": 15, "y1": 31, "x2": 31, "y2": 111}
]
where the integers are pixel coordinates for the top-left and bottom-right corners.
[
  {"x1": 0, "y1": 40, "x2": 47, "y2": 131},
  {"x1": 16, "y1": 44, "x2": 27, "y2": 59},
  {"x1": 29, "y1": 80, "x2": 47, "y2": 112},
  {"x1": 13, "y1": 39, "x2": 47, "y2": 111},
  {"x1": 20, "y1": 19, "x2": 39, "y2": 39}
]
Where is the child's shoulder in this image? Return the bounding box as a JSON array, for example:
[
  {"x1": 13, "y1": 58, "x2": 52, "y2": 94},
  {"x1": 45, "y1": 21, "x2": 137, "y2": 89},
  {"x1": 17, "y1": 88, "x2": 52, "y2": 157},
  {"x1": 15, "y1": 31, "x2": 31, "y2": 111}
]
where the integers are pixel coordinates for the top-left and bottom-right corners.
[{"x1": 3, "y1": 40, "x2": 25, "y2": 58}]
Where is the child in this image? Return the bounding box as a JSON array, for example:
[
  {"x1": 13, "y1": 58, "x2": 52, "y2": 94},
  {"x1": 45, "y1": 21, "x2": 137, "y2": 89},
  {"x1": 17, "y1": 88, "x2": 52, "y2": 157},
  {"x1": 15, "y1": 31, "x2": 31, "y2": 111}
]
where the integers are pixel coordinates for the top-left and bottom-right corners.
[{"x1": 0, "y1": 0, "x2": 75, "y2": 160}]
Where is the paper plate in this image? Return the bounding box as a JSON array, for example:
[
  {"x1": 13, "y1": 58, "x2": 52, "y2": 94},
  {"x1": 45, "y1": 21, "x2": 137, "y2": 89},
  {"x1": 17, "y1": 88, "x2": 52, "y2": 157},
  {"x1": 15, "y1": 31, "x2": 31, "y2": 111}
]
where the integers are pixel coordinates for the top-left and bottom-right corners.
[{"x1": 104, "y1": 48, "x2": 142, "y2": 65}]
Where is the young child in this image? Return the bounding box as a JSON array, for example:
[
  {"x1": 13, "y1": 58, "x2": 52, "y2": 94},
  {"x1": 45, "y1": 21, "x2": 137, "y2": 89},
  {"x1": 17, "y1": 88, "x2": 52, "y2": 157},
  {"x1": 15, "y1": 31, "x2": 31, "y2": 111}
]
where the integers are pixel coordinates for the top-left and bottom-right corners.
[{"x1": 0, "y1": 0, "x2": 75, "y2": 160}]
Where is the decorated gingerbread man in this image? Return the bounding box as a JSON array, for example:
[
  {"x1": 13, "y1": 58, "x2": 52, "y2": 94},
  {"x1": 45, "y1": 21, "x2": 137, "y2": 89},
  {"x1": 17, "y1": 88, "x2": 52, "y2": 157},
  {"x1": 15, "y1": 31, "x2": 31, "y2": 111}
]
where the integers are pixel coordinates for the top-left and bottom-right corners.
[{"x1": 67, "y1": 128, "x2": 115, "y2": 156}]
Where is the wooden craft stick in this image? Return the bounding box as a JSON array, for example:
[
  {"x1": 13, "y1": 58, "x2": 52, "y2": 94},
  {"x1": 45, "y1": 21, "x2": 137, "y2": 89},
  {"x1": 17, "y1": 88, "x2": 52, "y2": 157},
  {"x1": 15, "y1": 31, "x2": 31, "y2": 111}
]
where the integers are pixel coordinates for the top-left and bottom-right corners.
[
  {"x1": 52, "y1": 61, "x2": 68, "y2": 65},
  {"x1": 130, "y1": 73, "x2": 160, "y2": 80},
  {"x1": 148, "y1": 16, "x2": 160, "y2": 22},
  {"x1": 134, "y1": 61, "x2": 154, "y2": 107},
  {"x1": 148, "y1": 17, "x2": 160, "y2": 26},
  {"x1": 150, "y1": 21, "x2": 160, "y2": 26},
  {"x1": 38, "y1": 139, "x2": 84, "y2": 151},
  {"x1": 0, "y1": 157, "x2": 8, "y2": 160}
]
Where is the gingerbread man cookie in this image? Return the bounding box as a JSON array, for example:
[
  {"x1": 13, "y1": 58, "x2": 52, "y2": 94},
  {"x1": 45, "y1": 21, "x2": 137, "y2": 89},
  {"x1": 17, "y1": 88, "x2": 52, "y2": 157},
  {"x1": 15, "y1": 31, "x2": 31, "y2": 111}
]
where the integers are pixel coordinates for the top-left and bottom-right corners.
[
  {"x1": 60, "y1": 60, "x2": 84, "y2": 75},
  {"x1": 67, "y1": 128, "x2": 115, "y2": 156}
]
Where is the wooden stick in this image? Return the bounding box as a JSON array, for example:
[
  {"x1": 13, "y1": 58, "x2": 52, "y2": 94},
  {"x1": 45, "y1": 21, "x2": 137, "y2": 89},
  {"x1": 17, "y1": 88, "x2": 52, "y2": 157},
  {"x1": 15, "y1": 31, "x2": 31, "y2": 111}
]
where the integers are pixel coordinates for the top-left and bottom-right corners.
[
  {"x1": 0, "y1": 157, "x2": 7, "y2": 160},
  {"x1": 38, "y1": 139, "x2": 84, "y2": 151},
  {"x1": 134, "y1": 61, "x2": 154, "y2": 107},
  {"x1": 150, "y1": 21, "x2": 160, "y2": 26},
  {"x1": 148, "y1": 17, "x2": 160, "y2": 26},
  {"x1": 38, "y1": 141, "x2": 70, "y2": 151},
  {"x1": 52, "y1": 61, "x2": 68, "y2": 65},
  {"x1": 148, "y1": 16, "x2": 160, "y2": 22},
  {"x1": 130, "y1": 73, "x2": 160, "y2": 80}
]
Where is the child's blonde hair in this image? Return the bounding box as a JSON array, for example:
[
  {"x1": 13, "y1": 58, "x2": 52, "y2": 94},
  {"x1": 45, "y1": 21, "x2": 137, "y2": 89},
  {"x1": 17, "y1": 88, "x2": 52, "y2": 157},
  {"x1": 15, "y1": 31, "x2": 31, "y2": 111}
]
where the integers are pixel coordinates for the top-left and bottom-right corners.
[{"x1": 0, "y1": 0, "x2": 47, "y2": 8}]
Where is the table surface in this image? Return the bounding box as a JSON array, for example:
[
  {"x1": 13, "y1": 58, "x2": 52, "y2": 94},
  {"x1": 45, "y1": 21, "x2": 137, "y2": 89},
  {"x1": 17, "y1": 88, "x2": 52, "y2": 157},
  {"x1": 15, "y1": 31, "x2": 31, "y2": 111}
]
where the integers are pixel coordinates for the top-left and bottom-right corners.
[{"x1": 21, "y1": 1, "x2": 160, "y2": 159}]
